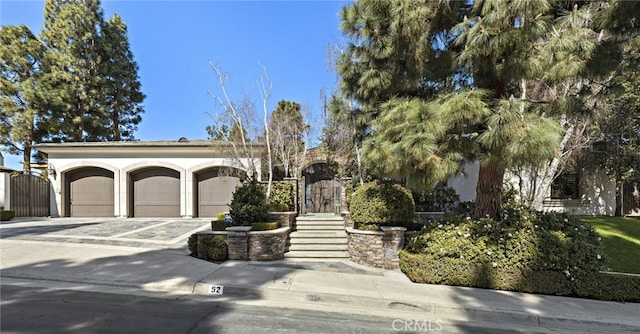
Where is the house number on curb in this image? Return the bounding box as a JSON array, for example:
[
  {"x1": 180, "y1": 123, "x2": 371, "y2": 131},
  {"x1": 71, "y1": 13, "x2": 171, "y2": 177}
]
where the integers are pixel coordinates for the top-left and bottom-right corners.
[{"x1": 209, "y1": 285, "x2": 224, "y2": 295}]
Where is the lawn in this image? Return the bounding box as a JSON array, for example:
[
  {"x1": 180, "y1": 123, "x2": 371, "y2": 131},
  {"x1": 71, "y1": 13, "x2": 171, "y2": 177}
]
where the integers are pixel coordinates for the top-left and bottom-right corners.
[{"x1": 581, "y1": 216, "x2": 640, "y2": 274}]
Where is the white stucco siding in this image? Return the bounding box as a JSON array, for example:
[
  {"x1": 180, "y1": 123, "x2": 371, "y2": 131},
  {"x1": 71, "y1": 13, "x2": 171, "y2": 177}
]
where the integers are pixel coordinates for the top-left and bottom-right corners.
[
  {"x1": 46, "y1": 155, "x2": 259, "y2": 218},
  {"x1": 0, "y1": 172, "x2": 8, "y2": 210},
  {"x1": 543, "y1": 169, "x2": 616, "y2": 216},
  {"x1": 447, "y1": 161, "x2": 616, "y2": 216},
  {"x1": 447, "y1": 162, "x2": 479, "y2": 203}
]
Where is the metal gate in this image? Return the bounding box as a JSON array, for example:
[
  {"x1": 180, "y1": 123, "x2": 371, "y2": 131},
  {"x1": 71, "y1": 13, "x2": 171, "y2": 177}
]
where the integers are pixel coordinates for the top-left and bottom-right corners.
[{"x1": 9, "y1": 173, "x2": 50, "y2": 217}]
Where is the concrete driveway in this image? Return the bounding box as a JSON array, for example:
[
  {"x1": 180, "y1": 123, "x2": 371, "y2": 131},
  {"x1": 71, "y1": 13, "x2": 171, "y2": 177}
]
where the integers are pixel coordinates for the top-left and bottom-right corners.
[{"x1": 0, "y1": 217, "x2": 211, "y2": 250}]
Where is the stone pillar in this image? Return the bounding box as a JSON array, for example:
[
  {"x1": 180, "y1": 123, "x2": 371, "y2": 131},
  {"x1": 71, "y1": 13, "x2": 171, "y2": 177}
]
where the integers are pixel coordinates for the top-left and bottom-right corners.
[
  {"x1": 225, "y1": 226, "x2": 252, "y2": 260},
  {"x1": 339, "y1": 177, "x2": 352, "y2": 213},
  {"x1": 380, "y1": 226, "x2": 407, "y2": 270},
  {"x1": 283, "y1": 177, "x2": 298, "y2": 213}
]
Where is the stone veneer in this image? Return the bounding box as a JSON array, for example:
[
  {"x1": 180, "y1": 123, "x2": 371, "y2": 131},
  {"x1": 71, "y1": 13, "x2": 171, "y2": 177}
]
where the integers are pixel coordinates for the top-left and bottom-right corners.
[
  {"x1": 346, "y1": 226, "x2": 406, "y2": 269},
  {"x1": 195, "y1": 226, "x2": 290, "y2": 261},
  {"x1": 268, "y1": 212, "x2": 297, "y2": 229}
]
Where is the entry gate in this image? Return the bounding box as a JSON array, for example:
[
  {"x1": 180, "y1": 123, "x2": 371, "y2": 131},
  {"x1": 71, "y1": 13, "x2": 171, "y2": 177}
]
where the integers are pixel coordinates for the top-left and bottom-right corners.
[{"x1": 9, "y1": 173, "x2": 50, "y2": 217}]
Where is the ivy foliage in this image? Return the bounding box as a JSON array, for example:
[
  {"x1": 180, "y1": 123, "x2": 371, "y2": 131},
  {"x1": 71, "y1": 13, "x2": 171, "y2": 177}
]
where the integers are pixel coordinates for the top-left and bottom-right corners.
[{"x1": 268, "y1": 182, "x2": 294, "y2": 212}]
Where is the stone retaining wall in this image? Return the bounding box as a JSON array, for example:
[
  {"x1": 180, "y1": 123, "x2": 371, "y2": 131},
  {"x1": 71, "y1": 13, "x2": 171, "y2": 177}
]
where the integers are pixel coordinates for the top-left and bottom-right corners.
[
  {"x1": 194, "y1": 226, "x2": 290, "y2": 261},
  {"x1": 248, "y1": 227, "x2": 290, "y2": 261},
  {"x1": 346, "y1": 226, "x2": 406, "y2": 269}
]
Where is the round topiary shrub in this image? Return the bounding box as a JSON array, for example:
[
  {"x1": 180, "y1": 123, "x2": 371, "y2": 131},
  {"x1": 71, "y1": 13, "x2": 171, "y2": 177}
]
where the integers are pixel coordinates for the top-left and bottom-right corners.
[
  {"x1": 350, "y1": 181, "x2": 415, "y2": 229},
  {"x1": 229, "y1": 180, "x2": 269, "y2": 226}
]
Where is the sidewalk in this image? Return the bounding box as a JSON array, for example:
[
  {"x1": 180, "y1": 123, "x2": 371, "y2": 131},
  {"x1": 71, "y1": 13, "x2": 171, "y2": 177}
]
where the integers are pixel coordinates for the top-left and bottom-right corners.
[{"x1": 1, "y1": 239, "x2": 639, "y2": 333}]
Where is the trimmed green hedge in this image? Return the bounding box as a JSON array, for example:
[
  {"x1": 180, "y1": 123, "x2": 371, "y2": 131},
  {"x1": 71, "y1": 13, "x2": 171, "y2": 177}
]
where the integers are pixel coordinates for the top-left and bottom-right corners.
[
  {"x1": 399, "y1": 252, "x2": 640, "y2": 302},
  {"x1": 251, "y1": 222, "x2": 279, "y2": 231},
  {"x1": 1, "y1": 210, "x2": 15, "y2": 221},
  {"x1": 188, "y1": 234, "x2": 227, "y2": 263},
  {"x1": 350, "y1": 181, "x2": 415, "y2": 228}
]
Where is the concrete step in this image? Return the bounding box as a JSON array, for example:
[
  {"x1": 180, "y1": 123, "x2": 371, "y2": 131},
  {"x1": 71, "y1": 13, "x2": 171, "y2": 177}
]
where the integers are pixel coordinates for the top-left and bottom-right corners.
[
  {"x1": 296, "y1": 220, "x2": 345, "y2": 226},
  {"x1": 295, "y1": 225, "x2": 344, "y2": 231},
  {"x1": 296, "y1": 215, "x2": 345, "y2": 222},
  {"x1": 288, "y1": 244, "x2": 348, "y2": 251},
  {"x1": 289, "y1": 237, "x2": 347, "y2": 245},
  {"x1": 290, "y1": 231, "x2": 347, "y2": 238},
  {"x1": 284, "y1": 250, "x2": 349, "y2": 259}
]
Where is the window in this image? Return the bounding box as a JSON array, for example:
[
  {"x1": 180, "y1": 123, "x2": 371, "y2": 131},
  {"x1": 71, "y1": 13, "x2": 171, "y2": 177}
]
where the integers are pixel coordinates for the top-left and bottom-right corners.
[{"x1": 551, "y1": 172, "x2": 580, "y2": 200}]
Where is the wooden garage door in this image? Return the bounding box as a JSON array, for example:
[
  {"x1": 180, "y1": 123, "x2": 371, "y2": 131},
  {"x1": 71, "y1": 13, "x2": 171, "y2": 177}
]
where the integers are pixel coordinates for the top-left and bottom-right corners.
[
  {"x1": 68, "y1": 168, "x2": 114, "y2": 217},
  {"x1": 196, "y1": 169, "x2": 241, "y2": 217},
  {"x1": 131, "y1": 168, "x2": 180, "y2": 217}
]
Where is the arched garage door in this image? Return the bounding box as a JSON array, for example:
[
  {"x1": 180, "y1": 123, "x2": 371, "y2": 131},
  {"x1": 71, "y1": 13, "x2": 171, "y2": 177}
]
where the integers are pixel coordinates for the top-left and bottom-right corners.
[
  {"x1": 195, "y1": 168, "x2": 241, "y2": 217},
  {"x1": 66, "y1": 167, "x2": 114, "y2": 217},
  {"x1": 131, "y1": 168, "x2": 180, "y2": 217}
]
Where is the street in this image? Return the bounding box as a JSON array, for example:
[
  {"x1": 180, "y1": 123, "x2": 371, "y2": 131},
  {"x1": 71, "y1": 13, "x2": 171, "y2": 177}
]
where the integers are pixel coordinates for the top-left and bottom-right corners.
[{"x1": 1, "y1": 285, "x2": 551, "y2": 334}]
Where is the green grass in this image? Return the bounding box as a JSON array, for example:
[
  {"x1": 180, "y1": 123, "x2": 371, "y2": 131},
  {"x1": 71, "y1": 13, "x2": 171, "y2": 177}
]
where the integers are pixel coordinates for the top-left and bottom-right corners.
[{"x1": 580, "y1": 216, "x2": 640, "y2": 274}]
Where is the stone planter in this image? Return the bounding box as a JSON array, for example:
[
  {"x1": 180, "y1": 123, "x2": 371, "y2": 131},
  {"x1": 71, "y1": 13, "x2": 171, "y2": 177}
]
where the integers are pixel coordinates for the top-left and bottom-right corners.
[
  {"x1": 268, "y1": 211, "x2": 297, "y2": 229},
  {"x1": 195, "y1": 226, "x2": 291, "y2": 261},
  {"x1": 248, "y1": 227, "x2": 290, "y2": 261},
  {"x1": 341, "y1": 211, "x2": 353, "y2": 229},
  {"x1": 346, "y1": 226, "x2": 406, "y2": 269}
]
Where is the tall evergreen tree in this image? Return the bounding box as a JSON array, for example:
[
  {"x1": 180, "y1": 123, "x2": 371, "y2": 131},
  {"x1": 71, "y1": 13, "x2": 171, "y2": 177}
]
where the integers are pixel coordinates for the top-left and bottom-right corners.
[
  {"x1": 39, "y1": 0, "x2": 107, "y2": 142},
  {"x1": 337, "y1": 0, "x2": 632, "y2": 218},
  {"x1": 0, "y1": 25, "x2": 45, "y2": 173},
  {"x1": 269, "y1": 100, "x2": 308, "y2": 178},
  {"x1": 99, "y1": 14, "x2": 144, "y2": 141}
]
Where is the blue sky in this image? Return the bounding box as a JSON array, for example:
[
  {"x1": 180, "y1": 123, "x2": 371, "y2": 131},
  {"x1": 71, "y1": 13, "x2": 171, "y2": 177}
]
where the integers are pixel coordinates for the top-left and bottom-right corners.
[{"x1": 0, "y1": 0, "x2": 348, "y2": 170}]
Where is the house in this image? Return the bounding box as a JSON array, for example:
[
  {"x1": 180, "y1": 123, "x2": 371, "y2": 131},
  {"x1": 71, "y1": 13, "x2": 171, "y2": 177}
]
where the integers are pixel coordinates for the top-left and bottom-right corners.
[
  {"x1": 447, "y1": 161, "x2": 640, "y2": 216},
  {"x1": 36, "y1": 140, "x2": 261, "y2": 218}
]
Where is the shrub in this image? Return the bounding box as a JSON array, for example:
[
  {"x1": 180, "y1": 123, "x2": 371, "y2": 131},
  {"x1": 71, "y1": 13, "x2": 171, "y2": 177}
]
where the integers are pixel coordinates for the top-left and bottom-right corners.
[
  {"x1": 251, "y1": 222, "x2": 280, "y2": 231},
  {"x1": 398, "y1": 201, "x2": 637, "y2": 301},
  {"x1": 350, "y1": 181, "x2": 415, "y2": 229},
  {"x1": 229, "y1": 179, "x2": 269, "y2": 226},
  {"x1": 189, "y1": 234, "x2": 228, "y2": 263},
  {"x1": 269, "y1": 182, "x2": 294, "y2": 211},
  {"x1": 412, "y1": 185, "x2": 460, "y2": 212},
  {"x1": 1, "y1": 210, "x2": 15, "y2": 221},
  {"x1": 188, "y1": 234, "x2": 198, "y2": 256}
]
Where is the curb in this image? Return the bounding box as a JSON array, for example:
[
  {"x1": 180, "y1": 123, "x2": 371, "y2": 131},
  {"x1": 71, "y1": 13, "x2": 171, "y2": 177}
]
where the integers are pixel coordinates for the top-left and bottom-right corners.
[{"x1": 192, "y1": 282, "x2": 640, "y2": 332}]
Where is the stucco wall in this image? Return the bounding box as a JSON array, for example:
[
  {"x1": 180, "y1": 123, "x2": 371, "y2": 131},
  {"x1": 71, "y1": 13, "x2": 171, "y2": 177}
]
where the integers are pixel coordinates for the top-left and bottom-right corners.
[
  {"x1": 0, "y1": 172, "x2": 8, "y2": 210},
  {"x1": 447, "y1": 162, "x2": 479, "y2": 203},
  {"x1": 47, "y1": 156, "x2": 259, "y2": 218},
  {"x1": 449, "y1": 161, "x2": 616, "y2": 216}
]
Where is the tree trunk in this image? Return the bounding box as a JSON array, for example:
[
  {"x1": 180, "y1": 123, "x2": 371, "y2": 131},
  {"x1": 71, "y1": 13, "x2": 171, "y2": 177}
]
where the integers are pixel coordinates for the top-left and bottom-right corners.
[{"x1": 474, "y1": 164, "x2": 505, "y2": 219}]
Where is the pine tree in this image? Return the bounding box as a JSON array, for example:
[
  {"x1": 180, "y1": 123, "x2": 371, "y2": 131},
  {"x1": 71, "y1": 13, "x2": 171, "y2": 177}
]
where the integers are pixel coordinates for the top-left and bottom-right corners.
[
  {"x1": 269, "y1": 100, "x2": 308, "y2": 178},
  {"x1": 337, "y1": 0, "x2": 633, "y2": 218},
  {"x1": 0, "y1": 25, "x2": 45, "y2": 173},
  {"x1": 39, "y1": 0, "x2": 107, "y2": 142},
  {"x1": 99, "y1": 14, "x2": 145, "y2": 141}
]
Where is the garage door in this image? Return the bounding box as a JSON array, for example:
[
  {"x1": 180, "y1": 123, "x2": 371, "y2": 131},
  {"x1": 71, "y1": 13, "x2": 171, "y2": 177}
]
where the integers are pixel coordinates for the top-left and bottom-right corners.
[
  {"x1": 196, "y1": 169, "x2": 241, "y2": 217},
  {"x1": 68, "y1": 167, "x2": 114, "y2": 217},
  {"x1": 131, "y1": 168, "x2": 180, "y2": 217}
]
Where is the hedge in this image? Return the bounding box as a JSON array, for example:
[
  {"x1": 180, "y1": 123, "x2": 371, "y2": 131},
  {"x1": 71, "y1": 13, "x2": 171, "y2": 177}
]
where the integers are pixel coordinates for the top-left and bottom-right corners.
[
  {"x1": 350, "y1": 181, "x2": 415, "y2": 228},
  {"x1": 188, "y1": 234, "x2": 228, "y2": 263},
  {"x1": 1, "y1": 210, "x2": 15, "y2": 221},
  {"x1": 399, "y1": 251, "x2": 640, "y2": 302}
]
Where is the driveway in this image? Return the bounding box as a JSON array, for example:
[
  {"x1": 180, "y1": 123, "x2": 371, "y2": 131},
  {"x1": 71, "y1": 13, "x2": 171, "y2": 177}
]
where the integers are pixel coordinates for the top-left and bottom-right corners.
[{"x1": 0, "y1": 217, "x2": 211, "y2": 250}]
